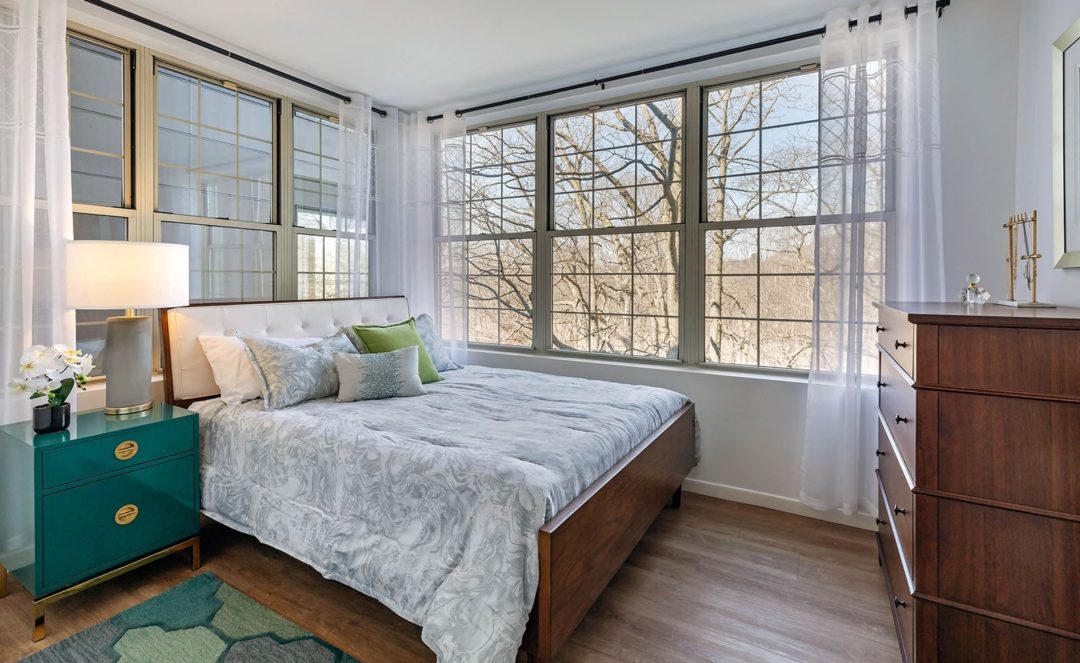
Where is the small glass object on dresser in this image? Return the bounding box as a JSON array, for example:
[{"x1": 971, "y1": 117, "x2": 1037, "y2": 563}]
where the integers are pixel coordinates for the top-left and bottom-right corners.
[{"x1": 959, "y1": 273, "x2": 991, "y2": 305}]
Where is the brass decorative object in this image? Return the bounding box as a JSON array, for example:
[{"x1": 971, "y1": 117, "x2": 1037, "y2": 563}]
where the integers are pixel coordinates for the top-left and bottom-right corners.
[
  {"x1": 995, "y1": 210, "x2": 1056, "y2": 308},
  {"x1": 114, "y1": 440, "x2": 139, "y2": 460},
  {"x1": 114, "y1": 504, "x2": 139, "y2": 525}
]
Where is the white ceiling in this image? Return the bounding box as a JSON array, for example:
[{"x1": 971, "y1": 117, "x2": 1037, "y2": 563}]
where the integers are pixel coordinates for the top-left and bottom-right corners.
[{"x1": 118, "y1": 0, "x2": 851, "y2": 111}]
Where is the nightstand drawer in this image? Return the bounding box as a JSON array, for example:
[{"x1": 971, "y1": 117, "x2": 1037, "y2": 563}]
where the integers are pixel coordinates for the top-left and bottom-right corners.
[
  {"x1": 41, "y1": 417, "x2": 195, "y2": 489},
  {"x1": 41, "y1": 454, "x2": 198, "y2": 591}
]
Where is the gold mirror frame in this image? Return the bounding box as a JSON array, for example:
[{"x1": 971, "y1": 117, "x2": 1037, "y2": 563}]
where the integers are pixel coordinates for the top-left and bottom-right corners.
[{"x1": 1053, "y1": 17, "x2": 1080, "y2": 268}]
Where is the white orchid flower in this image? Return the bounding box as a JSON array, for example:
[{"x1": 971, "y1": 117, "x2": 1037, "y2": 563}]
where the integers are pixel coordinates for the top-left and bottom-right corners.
[
  {"x1": 77, "y1": 354, "x2": 95, "y2": 376},
  {"x1": 25, "y1": 376, "x2": 48, "y2": 392},
  {"x1": 21, "y1": 353, "x2": 62, "y2": 379},
  {"x1": 8, "y1": 381, "x2": 29, "y2": 393}
]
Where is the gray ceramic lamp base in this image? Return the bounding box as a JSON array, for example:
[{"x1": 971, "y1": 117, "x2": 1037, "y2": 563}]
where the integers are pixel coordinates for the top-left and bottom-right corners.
[{"x1": 103, "y1": 315, "x2": 153, "y2": 415}]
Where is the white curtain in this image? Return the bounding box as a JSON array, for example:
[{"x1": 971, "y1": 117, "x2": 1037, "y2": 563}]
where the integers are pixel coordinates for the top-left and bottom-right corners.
[
  {"x1": 0, "y1": 0, "x2": 73, "y2": 425},
  {"x1": 801, "y1": 0, "x2": 944, "y2": 516},
  {"x1": 375, "y1": 108, "x2": 468, "y2": 364},
  {"x1": 334, "y1": 93, "x2": 373, "y2": 297},
  {"x1": 0, "y1": 0, "x2": 72, "y2": 574}
]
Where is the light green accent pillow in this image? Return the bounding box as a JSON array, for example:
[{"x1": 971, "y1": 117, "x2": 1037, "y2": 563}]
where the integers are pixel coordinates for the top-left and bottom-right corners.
[{"x1": 351, "y1": 318, "x2": 442, "y2": 384}]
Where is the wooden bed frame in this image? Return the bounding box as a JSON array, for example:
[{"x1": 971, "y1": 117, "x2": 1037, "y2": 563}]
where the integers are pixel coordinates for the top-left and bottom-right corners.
[{"x1": 160, "y1": 297, "x2": 697, "y2": 663}]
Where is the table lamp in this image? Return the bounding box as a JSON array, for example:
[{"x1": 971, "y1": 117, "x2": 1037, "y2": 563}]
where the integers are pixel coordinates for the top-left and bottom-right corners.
[{"x1": 66, "y1": 241, "x2": 189, "y2": 415}]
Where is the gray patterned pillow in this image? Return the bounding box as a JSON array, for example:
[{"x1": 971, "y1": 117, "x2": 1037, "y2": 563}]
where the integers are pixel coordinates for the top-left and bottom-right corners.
[
  {"x1": 334, "y1": 347, "x2": 426, "y2": 402},
  {"x1": 415, "y1": 313, "x2": 461, "y2": 372},
  {"x1": 239, "y1": 332, "x2": 357, "y2": 410}
]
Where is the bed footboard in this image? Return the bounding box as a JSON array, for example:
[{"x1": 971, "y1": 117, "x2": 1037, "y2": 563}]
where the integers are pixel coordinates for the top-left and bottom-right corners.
[{"x1": 523, "y1": 403, "x2": 696, "y2": 662}]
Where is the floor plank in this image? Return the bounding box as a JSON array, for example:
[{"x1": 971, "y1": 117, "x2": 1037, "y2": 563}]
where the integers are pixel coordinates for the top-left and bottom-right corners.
[{"x1": 0, "y1": 493, "x2": 900, "y2": 662}]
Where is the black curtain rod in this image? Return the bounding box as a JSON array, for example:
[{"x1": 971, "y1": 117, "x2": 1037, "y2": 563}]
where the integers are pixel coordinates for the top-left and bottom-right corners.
[
  {"x1": 82, "y1": 0, "x2": 388, "y2": 117},
  {"x1": 426, "y1": 0, "x2": 950, "y2": 122}
]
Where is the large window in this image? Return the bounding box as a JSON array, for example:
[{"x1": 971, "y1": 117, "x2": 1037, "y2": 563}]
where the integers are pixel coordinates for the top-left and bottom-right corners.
[
  {"x1": 447, "y1": 123, "x2": 536, "y2": 347},
  {"x1": 703, "y1": 71, "x2": 820, "y2": 369},
  {"x1": 551, "y1": 95, "x2": 682, "y2": 359}
]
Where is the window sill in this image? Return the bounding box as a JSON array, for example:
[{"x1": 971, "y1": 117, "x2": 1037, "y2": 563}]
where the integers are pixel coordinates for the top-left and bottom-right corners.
[{"x1": 466, "y1": 347, "x2": 810, "y2": 385}]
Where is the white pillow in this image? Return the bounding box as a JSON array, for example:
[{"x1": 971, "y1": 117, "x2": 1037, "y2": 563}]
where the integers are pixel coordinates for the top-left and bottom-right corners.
[{"x1": 198, "y1": 335, "x2": 319, "y2": 404}]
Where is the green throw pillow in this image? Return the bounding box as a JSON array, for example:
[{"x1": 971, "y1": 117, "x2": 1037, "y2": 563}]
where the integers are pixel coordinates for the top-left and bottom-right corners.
[{"x1": 351, "y1": 318, "x2": 442, "y2": 384}]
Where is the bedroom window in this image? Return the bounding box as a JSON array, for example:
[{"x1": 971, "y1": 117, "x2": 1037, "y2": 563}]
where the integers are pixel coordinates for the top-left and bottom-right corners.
[
  {"x1": 701, "y1": 67, "x2": 886, "y2": 369},
  {"x1": 292, "y1": 108, "x2": 370, "y2": 299},
  {"x1": 445, "y1": 123, "x2": 536, "y2": 347},
  {"x1": 703, "y1": 70, "x2": 820, "y2": 369},
  {"x1": 550, "y1": 95, "x2": 682, "y2": 359},
  {"x1": 156, "y1": 64, "x2": 274, "y2": 223},
  {"x1": 67, "y1": 32, "x2": 136, "y2": 379}
]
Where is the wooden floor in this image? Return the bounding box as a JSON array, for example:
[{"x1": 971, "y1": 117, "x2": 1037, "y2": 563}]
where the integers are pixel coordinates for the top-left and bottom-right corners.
[{"x1": 0, "y1": 493, "x2": 900, "y2": 662}]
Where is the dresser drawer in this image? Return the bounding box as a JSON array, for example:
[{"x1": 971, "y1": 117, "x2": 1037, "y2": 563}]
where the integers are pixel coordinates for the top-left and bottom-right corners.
[
  {"x1": 41, "y1": 454, "x2": 198, "y2": 591},
  {"x1": 877, "y1": 306, "x2": 915, "y2": 380},
  {"x1": 879, "y1": 354, "x2": 916, "y2": 478},
  {"x1": 931, "y1": 497, "x2": 1080, "y2": 635},
  {"x1": 936, "y1": 392, "x2": 1080, "y2": 516},
  {"x1": 41, "y1": 416, "x2": 196, "y2": 489},
  {"x1": 878, "y1": 485, "x2": 914, "y2": 662},
  {"x1": 878, "y1": 459, "x2": 914, "y2": 589}
]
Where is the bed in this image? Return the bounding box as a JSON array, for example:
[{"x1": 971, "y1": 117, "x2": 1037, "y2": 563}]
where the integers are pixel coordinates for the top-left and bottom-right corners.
[{"x1": 161, "y1": 296, "x2": 697, "y2": 663}]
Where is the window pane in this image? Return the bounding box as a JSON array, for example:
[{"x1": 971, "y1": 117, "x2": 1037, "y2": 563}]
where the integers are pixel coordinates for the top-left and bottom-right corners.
[
  {"x1": 296, "y1": 233, "x2": 367, "y2": 299},
  {"x1": 161, "y1": 221, "x2": 275, "y2": 302},
  {"x1": 553, "y1": 95, "x2": 683, "y2": 229},
  {"x1": 68, "y1": 35, "x2": 125, "y2": 207},
  {"x1": 156, "y1": 65, "x2": 273, "y2": 223},
  {"x1": 551, "y1": 230, "x2": 678, "y2": 359},
  {"x1": 73, "y1": 214, "x2": 128, "y2": 376}
]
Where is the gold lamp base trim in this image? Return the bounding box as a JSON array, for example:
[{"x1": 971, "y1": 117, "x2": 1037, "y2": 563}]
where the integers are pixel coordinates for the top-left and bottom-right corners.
[{"x1": 105, "y1": 401, "x2": 153, "y2": 416}]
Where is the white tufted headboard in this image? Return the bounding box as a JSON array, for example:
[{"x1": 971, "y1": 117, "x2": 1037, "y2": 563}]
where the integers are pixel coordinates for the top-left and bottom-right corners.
[{"x1": 161, "y1": 296, "x2": 411, "y2": 404}]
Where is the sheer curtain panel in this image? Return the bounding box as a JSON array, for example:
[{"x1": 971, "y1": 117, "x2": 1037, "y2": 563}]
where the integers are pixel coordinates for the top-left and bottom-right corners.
[
  {"x1": 0, "y1": 0, "x2": 72, "y2": 579},
  {"x1": 801, "y1": 0, "x2": 944, "y2": 516},
  {"x1": 334, "y1": 94, "x2": 374, "y2": 297},
  {"x1": 375, "y1": 109, "x2": 468, "y2": 365},
  {"x1": 0, "y1": 0, "x2": 74, "y2": 425}
]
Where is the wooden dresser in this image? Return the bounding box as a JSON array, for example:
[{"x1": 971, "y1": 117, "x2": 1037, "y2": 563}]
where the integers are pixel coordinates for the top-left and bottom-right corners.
[{"x1": 874, "y1": 302, "x2": 1080, "y2": 662}]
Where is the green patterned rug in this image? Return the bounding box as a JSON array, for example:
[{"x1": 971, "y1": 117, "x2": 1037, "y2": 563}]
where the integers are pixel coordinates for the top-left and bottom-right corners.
[{"x1": 21, "y1": 572, "x2": 361, "y2": 662}]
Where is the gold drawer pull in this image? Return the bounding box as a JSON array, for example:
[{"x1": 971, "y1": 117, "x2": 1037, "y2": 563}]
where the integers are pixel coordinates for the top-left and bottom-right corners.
[
  {"x1": 114, "y1": 440, "x2": 139, "y2": 461},
  {"x1": 114, "y1": 504, "x2": 139, "y2": 525}
]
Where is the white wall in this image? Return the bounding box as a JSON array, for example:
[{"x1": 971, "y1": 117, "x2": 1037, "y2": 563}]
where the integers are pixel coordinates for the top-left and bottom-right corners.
[
  {"x1": 1015, "y1": 0, "x2": 1080, "y2": 306},
  {"x1": 471, "y1": 0, "x2": 1027, "y2": 531}
]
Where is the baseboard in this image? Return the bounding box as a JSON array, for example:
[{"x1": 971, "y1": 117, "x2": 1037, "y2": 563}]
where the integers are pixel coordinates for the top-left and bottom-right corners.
[{"x1": 683, "y1": 478, "x2": 877, "y2": 531}]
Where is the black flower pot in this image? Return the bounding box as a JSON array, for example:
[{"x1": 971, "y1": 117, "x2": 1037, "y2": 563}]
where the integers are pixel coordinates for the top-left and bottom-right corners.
[{"x1": 33, "y1": 402, "x2": 71, "y2": 434}]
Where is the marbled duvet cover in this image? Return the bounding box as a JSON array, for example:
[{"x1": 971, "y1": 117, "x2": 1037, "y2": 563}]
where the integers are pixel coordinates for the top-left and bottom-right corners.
[{"x1": 193, "y1": 365, "x2": 689, "y2": 663}]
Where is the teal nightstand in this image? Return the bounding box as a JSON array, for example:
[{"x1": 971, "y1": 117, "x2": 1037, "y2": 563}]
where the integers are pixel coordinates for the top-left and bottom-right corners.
[{"x1": 0, "y1": 402, "x2": 200, "y2": 641}]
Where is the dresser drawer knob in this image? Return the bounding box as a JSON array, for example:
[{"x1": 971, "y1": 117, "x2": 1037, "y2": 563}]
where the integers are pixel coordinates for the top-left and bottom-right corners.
[
  {"x1": 114, "y1": 504, "x2": 139, "y2": 526},
  {"x1": 875, "y1": 518, "x2": 887, "y2": 526},
  {"x1": 894, "y1": 340, "x2": 909, "y2": 349},
  {"x1": 114, "y1": 440, "x2": 139, "y2": 461},
  {"x1": 895, "y1": 414, "x2": 910, "y2": 424},
  {"x1": 875, "y1": 325, "x2": 887, "y2": 333},
  {"x1": 893, "y1": 505, "x2": 908, "y2": 516},
  {"x1": 877, "y1": 381, "x2": 887, "y2": 388},
  {"x1": 894, "y1": 597, "x2": 908, "y2": 608},
  {"x1": 875, "y1": 449, "x2": 887, "y2": 457}
]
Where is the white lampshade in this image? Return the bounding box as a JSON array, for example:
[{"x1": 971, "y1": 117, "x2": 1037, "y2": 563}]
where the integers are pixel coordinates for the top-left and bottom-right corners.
[{"x1": 67, "y1": 241, "x2": 190, "y2": 309}]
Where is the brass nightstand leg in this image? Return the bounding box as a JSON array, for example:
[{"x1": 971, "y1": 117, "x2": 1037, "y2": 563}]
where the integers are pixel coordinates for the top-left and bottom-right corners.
[
  {"x1": 191, "y1": 537, "x2": 201, "y2": 570},
  {"x1": 32, "y1": 602, "x2": 45, "y2": 642},
  {"x1": 1, "y1": 562, "x2": 8, "y2": 598}
]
